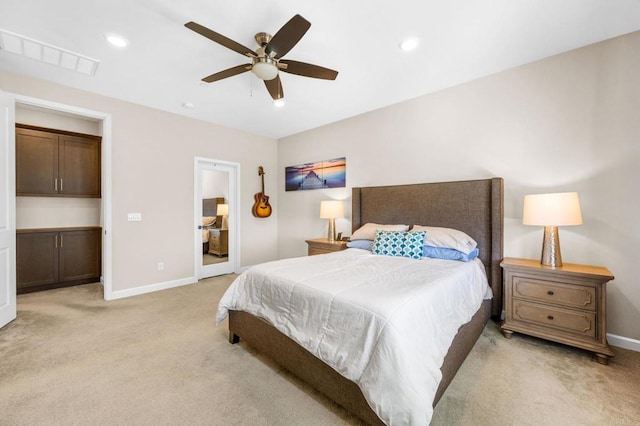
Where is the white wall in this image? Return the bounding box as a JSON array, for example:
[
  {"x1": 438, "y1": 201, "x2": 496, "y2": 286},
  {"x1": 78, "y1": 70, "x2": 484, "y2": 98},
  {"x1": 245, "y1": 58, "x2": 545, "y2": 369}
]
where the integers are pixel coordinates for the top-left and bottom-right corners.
[
  {"x1": 202, "y1": 170, "x2": 228, "y2": 200},
  {"x1": 1, "y1": 69, "x2": 279, "y2": 294},
  {"x1": 278, "y1": 32, "x2": 640, "y2": 341}
]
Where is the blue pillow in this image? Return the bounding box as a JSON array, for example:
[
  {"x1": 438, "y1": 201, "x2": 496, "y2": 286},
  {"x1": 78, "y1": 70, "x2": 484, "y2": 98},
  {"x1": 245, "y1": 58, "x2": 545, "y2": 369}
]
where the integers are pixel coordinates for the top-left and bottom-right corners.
[
  {"x1": 346, "y1": 239, "x2": 373, "y2": 250},
  {"x1": 372, "y1": 231, "x2": 426, "y2": 260},
  {"x1": 422, "y1": 245, "x2": 480, "y2": 262}
]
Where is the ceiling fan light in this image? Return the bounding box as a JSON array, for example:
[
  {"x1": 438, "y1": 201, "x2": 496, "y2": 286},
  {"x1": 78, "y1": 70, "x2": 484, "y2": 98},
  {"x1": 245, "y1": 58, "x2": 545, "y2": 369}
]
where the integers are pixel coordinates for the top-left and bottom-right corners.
[{"x1": 252, "y1": 61, "x2": 279, "y2": 80}]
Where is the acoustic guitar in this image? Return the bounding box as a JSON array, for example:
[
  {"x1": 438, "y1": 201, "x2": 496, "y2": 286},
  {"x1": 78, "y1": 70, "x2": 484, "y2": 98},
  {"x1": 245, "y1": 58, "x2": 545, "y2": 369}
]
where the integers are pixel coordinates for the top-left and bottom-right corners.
[{"x1": 252, "y1": 166, "x2": 272, "y2": 218}]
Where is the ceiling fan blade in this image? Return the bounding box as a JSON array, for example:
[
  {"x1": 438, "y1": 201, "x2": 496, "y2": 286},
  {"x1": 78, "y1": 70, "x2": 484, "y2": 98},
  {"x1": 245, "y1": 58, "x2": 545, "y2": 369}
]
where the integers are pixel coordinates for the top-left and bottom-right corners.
[
  {"x1": 185, "y1": 21, "x2": 256, "y2": 58},
  {"x1": 279, "y1": 60, "x2": 338, "y2": 80},
  {"x1": 265, "y1": 14, "x2": 311, "y2": 59},
  {"x1": 264, "y1": 75, "x2": 284, "y2": 100},
  {"x1": 202, "y1": 64, "x2": 251, "y2": 83}
]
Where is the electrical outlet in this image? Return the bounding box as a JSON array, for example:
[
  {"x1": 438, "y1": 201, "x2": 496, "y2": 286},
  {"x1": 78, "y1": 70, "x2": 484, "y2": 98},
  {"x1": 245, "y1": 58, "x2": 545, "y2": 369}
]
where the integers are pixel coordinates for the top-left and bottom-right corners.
[
  {"x1": 128, "y1": 213, "x2": 142, "y2": 222},
  {"x1": 157, "y1": 262, "x2": 164, "y2": 271}
]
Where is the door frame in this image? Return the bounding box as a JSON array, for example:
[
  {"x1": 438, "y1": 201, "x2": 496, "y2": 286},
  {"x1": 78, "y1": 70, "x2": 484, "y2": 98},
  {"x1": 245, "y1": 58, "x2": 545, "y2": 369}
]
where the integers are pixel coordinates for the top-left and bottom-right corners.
[
  {"x1": 11, "y1": 94, "x2": 113, "y2": 300},
  {"x1": 0, "y1": 91, "x2": 16, "y2": 328},
  {"x1": 194, "y1": 157, "x2": 241, "y2": 279}
]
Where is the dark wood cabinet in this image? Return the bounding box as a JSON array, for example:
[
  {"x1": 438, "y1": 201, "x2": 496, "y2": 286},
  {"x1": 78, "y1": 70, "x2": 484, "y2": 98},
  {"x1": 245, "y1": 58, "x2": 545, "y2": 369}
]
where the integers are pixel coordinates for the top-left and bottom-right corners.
[
  {"x1": 17, "y1": 227, "x2": 102, "y2": 293},
  {"x1": 16, "y1": 124, "x2": 101, "y2": 198}
]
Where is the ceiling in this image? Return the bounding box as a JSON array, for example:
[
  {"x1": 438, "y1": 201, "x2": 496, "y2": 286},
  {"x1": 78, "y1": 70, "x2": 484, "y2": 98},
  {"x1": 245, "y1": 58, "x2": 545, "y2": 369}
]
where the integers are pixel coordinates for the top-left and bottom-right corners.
[{"x1": 1, "y1": 1, "x2": 640, "y2": 139}]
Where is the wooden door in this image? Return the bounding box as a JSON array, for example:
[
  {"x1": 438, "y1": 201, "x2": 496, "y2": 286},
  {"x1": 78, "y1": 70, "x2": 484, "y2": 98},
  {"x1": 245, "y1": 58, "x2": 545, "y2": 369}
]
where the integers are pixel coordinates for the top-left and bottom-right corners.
[
  {"x1": 16, "y1": 231, "x2": 59, "y2": 291},
  {"x1": 59, "y1": 134, "x2": 101, "y2": 197},
  {"x1": 58, "y1": 228, "x2": 101, "y2": 282},
  {"x1": 15, "y1": 127, "x2": 59, "y2": 196}
]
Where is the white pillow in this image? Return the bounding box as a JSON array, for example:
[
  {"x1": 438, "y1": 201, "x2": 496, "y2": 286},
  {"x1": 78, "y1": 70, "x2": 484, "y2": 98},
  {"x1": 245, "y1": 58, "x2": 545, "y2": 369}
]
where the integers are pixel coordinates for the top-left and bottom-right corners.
[
  {"x1": 410, "y1": 225, "x2": 477, "y2": 254},
  {"x1": 351, "y1": 223, "x2": 409, "y2": 241}
]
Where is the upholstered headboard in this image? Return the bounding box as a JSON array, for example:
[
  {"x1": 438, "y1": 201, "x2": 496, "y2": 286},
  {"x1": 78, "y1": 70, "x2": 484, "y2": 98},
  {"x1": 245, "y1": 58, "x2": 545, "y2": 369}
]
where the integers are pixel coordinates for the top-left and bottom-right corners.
[
  {"x1": 203, "y1": 197, "x2": 224, "y2": 226},
  {"x1": 352, "y1": 178, "x2": 504, "y2": 318}
]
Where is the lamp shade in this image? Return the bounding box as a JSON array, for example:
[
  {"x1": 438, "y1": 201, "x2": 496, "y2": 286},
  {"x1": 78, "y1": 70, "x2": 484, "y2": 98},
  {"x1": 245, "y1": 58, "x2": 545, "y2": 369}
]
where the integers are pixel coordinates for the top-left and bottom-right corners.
[
  {"x1": 216, "y1": 203, "x2": 229, "y2": 216},
  {"x1": 319, "y1": 200, "x2": 344, "y2": 219},
  {"x1": 523, "y1": 192, "x2": 583, "y2": 226},
  {"x1": 251, "y1": 61, "x2": 278, "y2": 81}
]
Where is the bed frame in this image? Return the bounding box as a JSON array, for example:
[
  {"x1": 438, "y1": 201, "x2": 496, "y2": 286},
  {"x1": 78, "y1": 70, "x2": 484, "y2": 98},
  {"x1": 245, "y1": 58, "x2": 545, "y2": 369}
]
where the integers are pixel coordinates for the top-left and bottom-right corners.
[{"x1": 228, "y1": 178, "x2": 504, "y2": 425}]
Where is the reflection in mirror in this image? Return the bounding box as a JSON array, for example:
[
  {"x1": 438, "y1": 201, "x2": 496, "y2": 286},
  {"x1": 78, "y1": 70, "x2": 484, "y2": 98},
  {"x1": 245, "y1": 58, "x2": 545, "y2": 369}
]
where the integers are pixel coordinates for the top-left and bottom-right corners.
[{"x1": 201, "y1": 169, "x2": 229, "y2": 267}]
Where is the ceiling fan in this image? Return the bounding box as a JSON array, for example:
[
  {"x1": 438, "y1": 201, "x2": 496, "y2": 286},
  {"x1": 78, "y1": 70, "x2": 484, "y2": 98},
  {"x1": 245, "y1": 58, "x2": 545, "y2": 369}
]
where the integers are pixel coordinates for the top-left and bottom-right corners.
[{"x1": 185, "y1": 14, "x2": 338, "y2": 100}]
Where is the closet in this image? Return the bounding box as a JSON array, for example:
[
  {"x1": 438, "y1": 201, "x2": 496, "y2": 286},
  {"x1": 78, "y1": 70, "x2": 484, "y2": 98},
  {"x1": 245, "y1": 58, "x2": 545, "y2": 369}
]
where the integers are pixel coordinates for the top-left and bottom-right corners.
[
  {"x1": 16, "y1": 125, "x2": 101, "y2": 197},
  {"x1": 15, "y1": 120, "x2": 102, "y2": 294}
]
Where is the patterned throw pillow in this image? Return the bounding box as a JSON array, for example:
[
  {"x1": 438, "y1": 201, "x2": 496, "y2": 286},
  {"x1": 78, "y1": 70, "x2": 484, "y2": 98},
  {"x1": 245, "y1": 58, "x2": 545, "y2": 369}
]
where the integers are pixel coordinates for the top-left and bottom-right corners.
[
  {"x1": 372, "y1": 230, "x2": 406, "y2": 257},
  {"x1": 403, "y1": 231, "x2": 426, "y2": 259},
  {"x1": 372, "y1": 230, "x2": 426, "y2": 259}
]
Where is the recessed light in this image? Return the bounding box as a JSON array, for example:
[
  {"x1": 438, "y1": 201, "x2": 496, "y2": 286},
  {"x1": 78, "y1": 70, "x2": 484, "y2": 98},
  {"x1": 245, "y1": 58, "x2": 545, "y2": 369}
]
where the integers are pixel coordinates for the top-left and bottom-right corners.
[
  {"x1": 274, "y1": 99, "x2": 285, "y2": 108},
  {"x1": 400, "y1": 38, "x2": 419, "y2": 52},
  {"x1": 182, "y1": 102, "x2": 195, "y2": 109},
  {"x1": 106, "y1": 33, "x2": 129, "y2": 48}
]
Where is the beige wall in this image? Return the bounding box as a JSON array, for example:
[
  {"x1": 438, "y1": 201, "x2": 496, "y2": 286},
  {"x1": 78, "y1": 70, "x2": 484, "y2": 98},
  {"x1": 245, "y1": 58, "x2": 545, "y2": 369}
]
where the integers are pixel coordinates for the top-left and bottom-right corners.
[
  {"x1": 1, "y1": 69, "x2": 279, "y2": 293},
  {"x1": 278, "y1": 32, "x2": 640, "y2": 341}
]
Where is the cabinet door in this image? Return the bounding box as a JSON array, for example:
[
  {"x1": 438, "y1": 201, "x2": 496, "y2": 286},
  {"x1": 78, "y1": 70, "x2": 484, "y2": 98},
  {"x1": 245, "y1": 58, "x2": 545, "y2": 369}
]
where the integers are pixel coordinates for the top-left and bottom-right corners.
[
  {"x1": 16, "y1": 128, "x2": 59, "y2": 196},
  {"x1": 59, "y1": 135, "x2": 101, "y2": 197},
  {"x1": 16, "y1": 231, "x2": 59, "y2": 290},
  {"x1": 59, "y1": 229, "x2": 101, "y2": 282}
]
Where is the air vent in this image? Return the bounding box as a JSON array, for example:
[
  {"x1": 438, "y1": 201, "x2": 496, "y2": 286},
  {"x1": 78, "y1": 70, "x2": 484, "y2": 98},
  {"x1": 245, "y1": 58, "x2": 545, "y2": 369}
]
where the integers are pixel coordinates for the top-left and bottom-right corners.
[{"x1": 0, "y1": 28, "x2": 99, "y2": 76}]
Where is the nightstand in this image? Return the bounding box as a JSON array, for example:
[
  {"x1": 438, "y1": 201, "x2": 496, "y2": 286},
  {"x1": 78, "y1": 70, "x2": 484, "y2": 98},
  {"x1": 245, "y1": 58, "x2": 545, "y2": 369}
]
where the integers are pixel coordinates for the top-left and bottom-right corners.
[
  {"x1": 208, "y1": 229, "x2": 228, "y2": 257},
  {"x1": 305, "y1": 238, "x2": 348, "y2": 256},
  {"x1": 501, "y1": 257, "x2": 615, "y2": 364}
]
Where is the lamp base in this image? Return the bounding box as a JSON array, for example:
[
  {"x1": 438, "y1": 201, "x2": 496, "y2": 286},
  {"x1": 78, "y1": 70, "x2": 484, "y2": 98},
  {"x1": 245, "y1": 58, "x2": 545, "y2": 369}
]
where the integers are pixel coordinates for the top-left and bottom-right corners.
[
  {"x1": 327, "y1": 218, "x2": 336, "y2": 242},
  {"x1": 540, "y1": 225, "x2": 562, "y2": 267}
]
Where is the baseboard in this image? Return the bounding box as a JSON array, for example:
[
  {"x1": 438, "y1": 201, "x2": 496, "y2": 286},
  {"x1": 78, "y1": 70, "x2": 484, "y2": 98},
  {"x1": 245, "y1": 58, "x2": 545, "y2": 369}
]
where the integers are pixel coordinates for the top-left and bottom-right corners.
[
  {"x1": 107, "y1": 276, "x2": 197, "y2": 300},
  {"x1": 607, "y1": 333, "x2": 640, "y2": 352}
]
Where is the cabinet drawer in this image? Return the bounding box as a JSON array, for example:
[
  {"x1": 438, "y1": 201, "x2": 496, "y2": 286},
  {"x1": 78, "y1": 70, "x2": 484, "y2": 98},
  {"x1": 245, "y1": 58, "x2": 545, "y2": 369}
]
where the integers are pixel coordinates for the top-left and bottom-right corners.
[
  {"x1": 512, "y1": 276, "x2": 596, "y2": 310},
  {"x1": 209, "y1": 239, "x2": 220, "y2": 250},
  {"x1": 512, "y1": 300, "x2": 596, "y2": 338},
  {"x1": 308, "y1": 247, "x2": 333, "y2": 256}
]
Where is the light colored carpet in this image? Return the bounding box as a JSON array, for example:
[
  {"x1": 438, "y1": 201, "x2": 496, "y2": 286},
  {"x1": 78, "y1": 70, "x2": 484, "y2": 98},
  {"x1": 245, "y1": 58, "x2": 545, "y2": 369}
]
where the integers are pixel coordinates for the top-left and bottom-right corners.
[{"x1": 1, "y1": 276, "x2": 638, "y2": 426}]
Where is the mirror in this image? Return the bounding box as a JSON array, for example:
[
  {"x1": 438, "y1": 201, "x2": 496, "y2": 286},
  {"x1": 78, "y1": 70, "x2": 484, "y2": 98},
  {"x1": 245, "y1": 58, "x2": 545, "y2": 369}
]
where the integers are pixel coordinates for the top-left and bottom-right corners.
[{"x1": 201, "y1": 169, "x2": 229, "y2": 270}]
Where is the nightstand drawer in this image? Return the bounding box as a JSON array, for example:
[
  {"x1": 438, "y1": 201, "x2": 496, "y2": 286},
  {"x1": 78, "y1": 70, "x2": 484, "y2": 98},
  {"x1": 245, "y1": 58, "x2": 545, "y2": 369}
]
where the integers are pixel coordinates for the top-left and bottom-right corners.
[
  {"x1": 512, "y1": 276, "x2": 596, "y2": 311},
  {"x1": 513, "y1": 300, "x2": 596, "y2": 338},
  {"x1": 308, "y1": 247, "x2": 333, "y2": 256}
]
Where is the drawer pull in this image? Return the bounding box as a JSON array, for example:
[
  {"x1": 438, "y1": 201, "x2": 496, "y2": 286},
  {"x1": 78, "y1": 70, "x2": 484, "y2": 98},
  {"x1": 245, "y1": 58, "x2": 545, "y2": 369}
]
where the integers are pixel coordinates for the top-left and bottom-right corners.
[
  {"x1": 547, "y1": 315, "x2": 554, "y2": 321},
  {"x1": 547, "y1": 290, "x2": 554, "y2": 296}
]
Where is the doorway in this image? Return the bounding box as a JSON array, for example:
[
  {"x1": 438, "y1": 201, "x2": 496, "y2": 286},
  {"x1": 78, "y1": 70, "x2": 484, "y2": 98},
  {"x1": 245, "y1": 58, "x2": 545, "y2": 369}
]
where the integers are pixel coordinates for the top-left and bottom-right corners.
[
  {"x1": 0, "y1": 91, "x2": 113, "y2": 329},
  {"x1": 195, "y1": 157, "x2": 239, "y2": 279}
]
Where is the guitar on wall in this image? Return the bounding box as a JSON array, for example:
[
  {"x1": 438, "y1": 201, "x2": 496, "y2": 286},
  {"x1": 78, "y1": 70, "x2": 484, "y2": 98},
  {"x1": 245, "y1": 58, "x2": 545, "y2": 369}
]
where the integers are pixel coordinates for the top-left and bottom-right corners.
[{"x1": 252, "y1": 166, "x2": 272, "y2": 218}]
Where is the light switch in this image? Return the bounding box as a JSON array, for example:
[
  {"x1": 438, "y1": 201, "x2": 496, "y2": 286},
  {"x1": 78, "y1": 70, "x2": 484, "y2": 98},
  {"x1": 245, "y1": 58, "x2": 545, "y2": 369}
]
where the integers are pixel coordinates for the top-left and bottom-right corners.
[{"x1": 128, "y1": 213, "x2": 142, "y2": 222}]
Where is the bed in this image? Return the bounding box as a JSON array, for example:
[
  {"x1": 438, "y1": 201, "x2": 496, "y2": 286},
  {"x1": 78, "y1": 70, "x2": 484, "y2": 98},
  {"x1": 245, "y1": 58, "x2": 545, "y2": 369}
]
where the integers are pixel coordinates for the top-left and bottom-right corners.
[{"x1": 219, "y1": 178, "x2": 503, "y2": 425}]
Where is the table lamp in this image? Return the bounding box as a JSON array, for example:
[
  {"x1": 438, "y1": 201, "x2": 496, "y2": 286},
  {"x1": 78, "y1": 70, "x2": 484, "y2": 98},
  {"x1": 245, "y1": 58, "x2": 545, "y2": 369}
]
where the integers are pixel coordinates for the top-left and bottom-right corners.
[
  {"x1": 320, "y1": 200, "x2": 344, "y2": 242},
  {"x1": 523, "y1": 192, "x2": 583, "y2": 267},
  {"x1": 217, "y1": 203, "x2": 229, "y2": 230}
]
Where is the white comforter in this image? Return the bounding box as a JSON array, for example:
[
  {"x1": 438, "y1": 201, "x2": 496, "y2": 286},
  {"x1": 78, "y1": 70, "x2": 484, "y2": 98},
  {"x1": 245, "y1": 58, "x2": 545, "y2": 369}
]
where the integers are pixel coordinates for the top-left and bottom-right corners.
[{"x1": 217, "y1": 249, "x2": 491, "y2": 425}]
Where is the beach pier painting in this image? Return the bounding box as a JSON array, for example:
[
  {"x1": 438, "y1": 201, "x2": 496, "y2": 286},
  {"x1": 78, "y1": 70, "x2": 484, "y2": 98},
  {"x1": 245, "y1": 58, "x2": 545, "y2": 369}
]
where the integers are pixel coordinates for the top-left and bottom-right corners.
[{"x1": 285, "y1": 157, "x2": 346, "y2": 191}]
